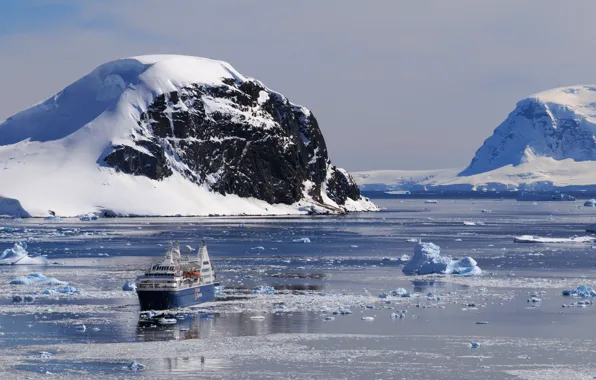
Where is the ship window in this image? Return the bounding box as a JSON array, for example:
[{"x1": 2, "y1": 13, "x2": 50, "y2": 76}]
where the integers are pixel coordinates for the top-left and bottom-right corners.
[{"x1": 203, "y1": 261, "x2": 209, "y2": 265}]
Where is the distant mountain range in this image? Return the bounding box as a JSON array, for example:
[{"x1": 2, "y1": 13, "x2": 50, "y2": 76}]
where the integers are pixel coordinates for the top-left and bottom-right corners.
[{"x1": 355, "y1": 85, "x2": 596, "y2": 192}]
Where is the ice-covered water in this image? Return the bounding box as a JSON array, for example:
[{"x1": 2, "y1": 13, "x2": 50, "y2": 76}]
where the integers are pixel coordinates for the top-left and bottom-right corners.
[{"x1": 2, "y1": 199, "x2": 596, "y2": 379}]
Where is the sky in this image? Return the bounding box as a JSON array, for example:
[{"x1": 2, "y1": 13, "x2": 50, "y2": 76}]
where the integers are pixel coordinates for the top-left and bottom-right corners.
[{"x1": 1, "y1": 0, "x2": 595, "y2": 171}]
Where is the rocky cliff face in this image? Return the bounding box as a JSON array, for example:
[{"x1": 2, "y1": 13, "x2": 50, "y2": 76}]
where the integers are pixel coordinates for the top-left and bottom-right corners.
[
  {"x1": 0, "y1": 55, "x2": 376, "y2": 217},
  {"x1": 98, "y1": 61, "x2": 369, "y2": 212},
  {"x1": 460, "y1": 85, "x2": 596, "y2": 176}
]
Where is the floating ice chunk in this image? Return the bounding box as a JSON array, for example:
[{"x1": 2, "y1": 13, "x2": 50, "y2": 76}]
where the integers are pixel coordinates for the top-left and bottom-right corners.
[
  {"x1": 476, "y1": 321, "x2": 490, "y2": 325},
  {"x1": 481, "y1": 209, "x2": 491, "y2": 213},
  {"x1": 470, "y1": 342, "x2": 480, "y2": 348},
  {"x1": 391, "y1": 288, "x2": 409, "y2": 296},
  {"x1": 406, "y1": 238, "x2": 419, "y2": 243},
  {"x1": 0, "y1": 242, "x2": 48, "y2": 265},
  {"x1": 463, "y1": 221, "x2": 476, "y2": 226},
  {"x1": 324, "y1": 316, "x2": 335, "y2": 321},
  {"x1": 402, "y1": 242, "x2": 481, "y2": 276},
  {"x1": 78, "y1": 213, "x2": 98, "y2": 221},
  {"x1": 391, "y1": 313, "x2": 406, "y2": 319},
  {"x1": 562, "y1": 285, "x2": 596, "y2": 297},
  {"x1": 448, "y1": 257, "x2": 482, "y2": 276},
  {"x1": 514, "y1": 235, "x2": 596, "y2": 244},
  {"x1": 127, "y1": 361, "x2": 146, "y2": 371},
  {"x1": 252, "y1": 285, "x2": 275, "y2": 295},
  {"x1": 75, "y1": 324, "x2": 86, "y2": 332},
  {"x1": 43, "y1": 286, "x2": 79, "y2": 295},
  {"x1": 250, "y1": 315, "x2": 266, "y2": 320},
  {"x1": 378, "y1": 292, "x2": 390, "y2": 299},
  {"x1": 122, "y1": 281, "x2": 137, "y2": 291},
  {"x1": 400, "y1": 254, "x2": 411, "y2": 261},
  {"x1": 292, "y1": 237, "x2": 311, "y2": 243},
  {"x1": 12, "y1": 295, "x2": 22, "y2": 303},
  {"x1": 528, "y1": 297, "x2": 542, "y2": 303},
  {"x1": 584, "y1": 199, "x2": 596, "y2": 207},
  {"x1": 424, "y1": 200, "x2": 438, "y2": 204},
  {"x1": 251, "y1": 246, "x2": 265, "y2": 250},
  {"x1": 39, "y1": 352, "x2": 52, "y2": 360},
  {"x1": 361, "y1": 316, "x2": 375, "y2": 321},
  {"x1": 11, "y1": 273, "x2": 68, "y2": 286}
]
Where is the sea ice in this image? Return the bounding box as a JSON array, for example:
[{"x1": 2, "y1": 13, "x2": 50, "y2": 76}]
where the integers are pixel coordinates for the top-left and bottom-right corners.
[
  {"x1": 43, "y1": 286, "x2": 80, "y2": 295},
  {"x1": 10, "y1": 273, "x2": 68, "y2": 286},
  {"x1": 252, "y1": 285, "x2": 275, "y2": 294},
  {"x1": 402, "y1": 242, "x2": 482, "y2": 276},
  {"x1": 513, "y1": 235, "x2": 596, "y2": 244},
  {"x1": 0, "y1": 242, "x2": 48, "y2": 265},
  {"x1": 292, "y1": 238, "x2": 311, "y2": 243}
]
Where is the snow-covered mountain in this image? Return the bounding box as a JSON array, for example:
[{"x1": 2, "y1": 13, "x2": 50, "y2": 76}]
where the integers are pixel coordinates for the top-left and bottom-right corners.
[
  {"x1": 355, "y1": 85, "x2": 596, "y2": 192},
  {"x1": 0, "y1": 55, "x2": 377, "y2": 217}
]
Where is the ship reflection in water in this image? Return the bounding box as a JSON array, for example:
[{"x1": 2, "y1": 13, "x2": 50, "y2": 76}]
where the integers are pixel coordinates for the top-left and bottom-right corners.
[
  {"x1": 137, "y1": 312, "x2": 216, "y2": 342},
  {"x1": 136, "y1": 309, "x2": 324, "y2": 343}
]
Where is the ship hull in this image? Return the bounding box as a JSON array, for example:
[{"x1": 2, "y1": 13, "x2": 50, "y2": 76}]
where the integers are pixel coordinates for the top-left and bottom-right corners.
[{"x1": 137, "y1": 283, "x2": 216, "y2": 311}]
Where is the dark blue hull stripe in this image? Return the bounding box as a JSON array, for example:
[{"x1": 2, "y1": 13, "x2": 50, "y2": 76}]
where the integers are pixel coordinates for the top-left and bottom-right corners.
[{"x1": 137, "y1": 284, "x2": 215, "y2": 311}]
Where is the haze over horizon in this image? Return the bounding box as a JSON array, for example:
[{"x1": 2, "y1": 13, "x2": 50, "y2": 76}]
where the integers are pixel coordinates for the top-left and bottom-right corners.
[{"x1": 1, "y1": 1, "x2": 595, "y2": 172}]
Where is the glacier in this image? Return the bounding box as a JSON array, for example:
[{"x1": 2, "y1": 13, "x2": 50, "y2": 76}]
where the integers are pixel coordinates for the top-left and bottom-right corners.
[{"x1": 0, "y1": 55, "x2": 377, "y2": 217}]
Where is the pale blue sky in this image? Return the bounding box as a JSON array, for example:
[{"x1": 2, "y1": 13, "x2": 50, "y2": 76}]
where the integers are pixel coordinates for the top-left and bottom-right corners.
[{"x1": 1, "y1": 1, "x2": 595, "y2": 171}]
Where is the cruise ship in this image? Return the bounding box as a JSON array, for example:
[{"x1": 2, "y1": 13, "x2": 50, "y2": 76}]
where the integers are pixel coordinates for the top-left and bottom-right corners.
[{"x1": 136, "y1": 240, "x2": 217, "y2": 311}]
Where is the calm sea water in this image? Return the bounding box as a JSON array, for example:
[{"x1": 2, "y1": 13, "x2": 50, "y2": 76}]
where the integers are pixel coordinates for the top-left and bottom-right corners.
[{"x1": 2, "y1": 198, "x2": 596, "y2": 379}]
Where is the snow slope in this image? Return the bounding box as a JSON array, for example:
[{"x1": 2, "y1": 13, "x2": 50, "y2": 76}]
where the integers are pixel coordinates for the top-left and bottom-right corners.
[
  {"x1": 355, "y1": 85, "x2": 596, "y2": 192},
  {"x1": 0, "y1": 55, "x2": 376, "y2": 217}
]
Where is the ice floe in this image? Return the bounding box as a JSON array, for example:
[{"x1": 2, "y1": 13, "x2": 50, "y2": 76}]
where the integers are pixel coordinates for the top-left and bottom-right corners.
[
  {"x1": 0, "y1": 242, "x2": 48, "y2": 265},
  {"x1": 10, "y1": 273, "x2": 68, "y2": 286},
  {"x1": 402, "y1": 242, "x2": 481, "y2": 276},
  {"x1": 513, "y1": 235, "x2": 596, "y2": 244},
  {"x1": 292, "y1": 238, "x2": 311, "y2": 243},
  {"x1": 43, "y1": 286, "x2": 80, "y2": 295}
]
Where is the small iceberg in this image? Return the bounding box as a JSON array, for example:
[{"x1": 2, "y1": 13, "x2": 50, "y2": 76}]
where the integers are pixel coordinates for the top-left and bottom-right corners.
[
  {"x1": 78, "y1": 213, "x2": 99, "y2": 221},
  {"x1": 122, "y1": 280, "x2": 137, "y2": 291},
  {"x1": 292, "y1": 237, "x2": 311, "y2": 243},
  {"x1": 402, "y1": 242, "x2": 481, "y2": 276},
  {"x1": 0, "y1": 242, "x2": 48, "y2": 265},
  {"x1": 562, "y1": 285, "x2": 596, "y2": 297},
  {"x1": 513, "y1": 235, "x2": 596, "y2": 244},
  {"x1": 584, "y1": 199, "x2": 596, "y2": 207},
  {"x1": 127, "y1": 361, "x2": 146, "y2": 371},
  {"x1": 252, "y1": 285, "x2": 275, "y2": 295}
]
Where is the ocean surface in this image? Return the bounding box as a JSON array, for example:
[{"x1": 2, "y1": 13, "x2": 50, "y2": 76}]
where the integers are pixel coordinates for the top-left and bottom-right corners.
[{"x1": 2, "y1": 199, "x2": 596, "y2": 379}]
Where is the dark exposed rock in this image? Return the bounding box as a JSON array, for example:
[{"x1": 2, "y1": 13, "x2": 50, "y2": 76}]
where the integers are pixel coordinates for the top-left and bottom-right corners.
[{"x1": 102, "y1": 79, "x2": 365, "y2": 209}]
